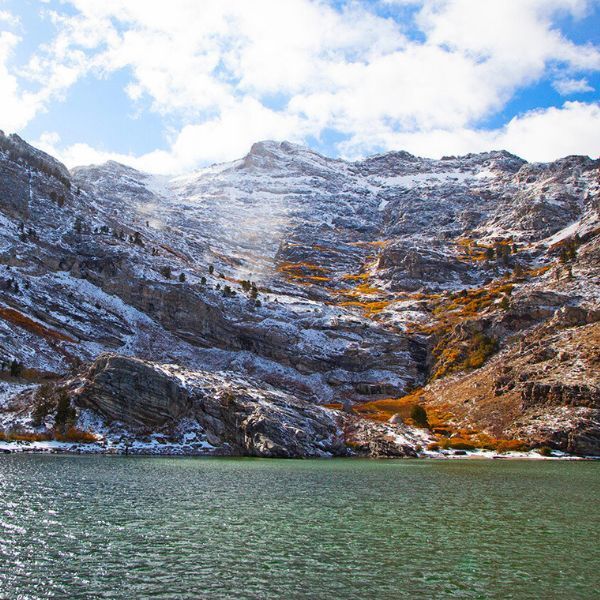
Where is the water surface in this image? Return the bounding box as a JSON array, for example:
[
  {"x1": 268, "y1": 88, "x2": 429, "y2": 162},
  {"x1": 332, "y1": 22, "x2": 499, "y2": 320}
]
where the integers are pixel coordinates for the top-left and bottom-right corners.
[{"x1": 1, "y1": 456, "x2": 598, "y2": 599}]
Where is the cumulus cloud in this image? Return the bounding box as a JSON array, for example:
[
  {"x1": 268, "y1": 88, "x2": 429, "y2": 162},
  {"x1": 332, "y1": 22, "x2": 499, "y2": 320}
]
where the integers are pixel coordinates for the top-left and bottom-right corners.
[
  {"x1": 0, "y1": 29, "x2": 46, "y2": 131},
  {"x1": 339, "y1": 101, "x2": 600, "y2": 162},
  {"x1": 4, "y1": 0, "x2": 600, "y2": 170}
]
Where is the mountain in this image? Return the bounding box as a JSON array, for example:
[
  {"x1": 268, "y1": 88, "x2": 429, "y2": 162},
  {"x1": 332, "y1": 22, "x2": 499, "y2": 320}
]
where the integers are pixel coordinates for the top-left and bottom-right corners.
[{"x1": 0, "y1": 132, "x2": 598, "y2": 456}]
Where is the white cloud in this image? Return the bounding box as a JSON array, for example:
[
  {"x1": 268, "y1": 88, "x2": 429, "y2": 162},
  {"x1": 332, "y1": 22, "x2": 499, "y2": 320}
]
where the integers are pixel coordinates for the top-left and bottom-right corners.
[
  {"x1": 35, "y1": 97, "x2": 313, "y2": 173},
  {"x1": 0, "y1": 31, "x2": 41, "y2": 131},
  {"x1": 493, "y1": 100, "x2": 600, "y2": 161},
  {"x1": 339, "y1": 101, "x2": 600, "y2": 162},
  {"x1": 38, "y1": 101, "x2": 600, "y2": 173},
  {"x1": 0, "y1": 9, "x2": 20, "y2": 27},
  {"x1": 553, "y1": 76, "x2": 594, "y2": 95},
  {"x1": 5, "y1": 0, "x2": 600, "y2": 170}
]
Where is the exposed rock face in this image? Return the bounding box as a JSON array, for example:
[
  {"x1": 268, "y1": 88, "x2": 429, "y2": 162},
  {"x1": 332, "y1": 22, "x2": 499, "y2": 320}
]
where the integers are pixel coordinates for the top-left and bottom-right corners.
[
  {"x1": 70, "y1": 354, "x2": 425, "y2": 458},
  {"x1": 520, "y1": 382, "x2": 599, "y2": 410},
  {"x1": 0, "y1": 132, "x2": 72, "y2": 220},
  {"x1": 379, "y1": 243, "x2": 472, "y2": 291},
  {"x1": 421, "y1": 320, "x2": 600, "y2": 455},
  {"x1": 78, "y1": 355, "x2": 193, "y2": 428}
]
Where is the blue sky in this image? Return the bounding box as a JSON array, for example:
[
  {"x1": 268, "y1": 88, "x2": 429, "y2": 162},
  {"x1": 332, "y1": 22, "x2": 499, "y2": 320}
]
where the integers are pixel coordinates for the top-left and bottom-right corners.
[{"x1": 0, "y1": 0, "x2": 599, "y2": 173}]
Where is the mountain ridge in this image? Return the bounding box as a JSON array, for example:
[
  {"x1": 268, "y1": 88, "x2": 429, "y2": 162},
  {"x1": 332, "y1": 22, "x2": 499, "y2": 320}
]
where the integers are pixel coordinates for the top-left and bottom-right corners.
[
  {"x1": 72, "y1": 140, "x2": 597, "y2": 178},
  {"x1": 0, "y1": 130, "x2": 598, "y2": 457}
]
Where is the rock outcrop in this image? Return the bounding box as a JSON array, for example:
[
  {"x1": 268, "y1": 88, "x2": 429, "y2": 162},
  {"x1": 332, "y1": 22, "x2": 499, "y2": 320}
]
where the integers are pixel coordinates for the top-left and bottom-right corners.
[
  {"x1": 420, "y1": 320, "x2": 600, "y2": 455},
  {"x1": 69, "y1": 354, "x2": 427, "y2": 458}
]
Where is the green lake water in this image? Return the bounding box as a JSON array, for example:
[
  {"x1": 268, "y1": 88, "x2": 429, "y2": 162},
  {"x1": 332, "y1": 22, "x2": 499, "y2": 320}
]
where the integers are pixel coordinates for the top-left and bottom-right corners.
[{"x1": 0, "y1": 456, "x2": 598, "y2": 599}]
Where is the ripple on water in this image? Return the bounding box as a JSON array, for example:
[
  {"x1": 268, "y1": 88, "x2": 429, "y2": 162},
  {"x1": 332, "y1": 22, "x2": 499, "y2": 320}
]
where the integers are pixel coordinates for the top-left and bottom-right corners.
[{"x1": 0, "y1": 456, "x2": 598, "y2": 599}]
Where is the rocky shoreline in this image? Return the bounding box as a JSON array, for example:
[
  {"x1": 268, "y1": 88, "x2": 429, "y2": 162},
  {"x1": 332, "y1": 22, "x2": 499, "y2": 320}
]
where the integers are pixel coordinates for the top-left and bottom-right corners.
[{"x1": 1, "y1": 438, "x2": 594, "y2": 460}]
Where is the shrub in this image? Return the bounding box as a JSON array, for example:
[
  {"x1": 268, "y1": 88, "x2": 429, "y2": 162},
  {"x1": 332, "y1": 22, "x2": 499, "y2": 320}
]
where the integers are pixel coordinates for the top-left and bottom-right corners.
[
  {"x1": 537, "y1": 446, "x2": 553, "y2": 457},
  {"x1": 410, "y1": 405, "x2": 430, "y2": 428},
  {"x1": 438, "y1": 437, "x2": 475, "y2": 451},
  {"x1": 159, "y1": 266, "x2": 172, "y2": 279},
  {"x1": 447, "y1": 440, "x2": 476, "y2": 451},
  {"x1": 0, "y1": 430, "x2": 51, "y2": 442},
  {"x1": 463, "y1": 334, "x2": 498, "y2": 370},
  {"x1": 493, "y1": 439, "x2": 530, "y2": 453},
  {"x1": 55, "y1": 427, "x2": 97, "y2": 444}
]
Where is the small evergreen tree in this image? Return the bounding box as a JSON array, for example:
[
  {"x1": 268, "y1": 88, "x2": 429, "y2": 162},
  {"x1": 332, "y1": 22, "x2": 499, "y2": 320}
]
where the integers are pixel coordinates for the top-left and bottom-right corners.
[
  {"x1": 54, "y1": 391, "x2": 76, "y2": 432},
  {"x1": 32, "y1": 384, "x2": 54, "y2": 427},
  {"x1": 10, "y1": 359, "x2": 23, "y2": 378},
  {"x1": 410, "y1": 405, "x2": 429, "y2": 428},
  {"x1": 208, "y1": 265, "x2": 214, "y2": 275},
  {"x1": 178, "y1": 273, "x2": 186, "y2": 282}
]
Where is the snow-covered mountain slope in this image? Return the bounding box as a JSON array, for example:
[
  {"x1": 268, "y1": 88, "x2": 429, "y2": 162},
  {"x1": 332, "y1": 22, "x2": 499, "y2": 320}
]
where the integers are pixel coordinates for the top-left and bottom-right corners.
[{"x1": 0, "y1": 132, "x2": 598, "y2": 455}]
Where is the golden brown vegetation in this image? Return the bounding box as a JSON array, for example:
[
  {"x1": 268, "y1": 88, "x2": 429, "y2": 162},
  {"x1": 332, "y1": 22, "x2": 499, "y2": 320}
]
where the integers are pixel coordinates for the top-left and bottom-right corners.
[
  {"x1": 0, "y1": 427, "x2": 97, "y2": 444},
  {"x1": 54, "y1": 427, "x2": 98, "y2": 443},
  {"x1": 431, "y1": 332, "x2": 498, "y2": 380},
  {"x1": 0, "y1": 307, "x2": 76, "y2": 343}
]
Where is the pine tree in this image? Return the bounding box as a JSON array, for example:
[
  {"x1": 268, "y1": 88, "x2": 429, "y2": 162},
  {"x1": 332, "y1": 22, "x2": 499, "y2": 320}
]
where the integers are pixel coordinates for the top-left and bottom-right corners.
[
  {"x1": 10, "y1": 359, "x2": 23, "y2": 377},
  {"x1": 54, "y1": 391, "x2": 76, "y2": 431},
  {"x1": 410, "y1": 405, "x2": 429, "y2": 428}
]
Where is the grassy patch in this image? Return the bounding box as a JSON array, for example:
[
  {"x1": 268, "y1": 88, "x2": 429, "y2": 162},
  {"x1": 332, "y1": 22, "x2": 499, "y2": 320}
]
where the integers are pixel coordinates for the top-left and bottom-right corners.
[
  {"x1": 54, "y1": 427, "x2": 98, "y2": 444},
  {"x1": 432, "y1": 333, "x2": 498, "y2": 380},
  {"x1": 0, "y1": 307, "x2": 76, "y2": 343}
]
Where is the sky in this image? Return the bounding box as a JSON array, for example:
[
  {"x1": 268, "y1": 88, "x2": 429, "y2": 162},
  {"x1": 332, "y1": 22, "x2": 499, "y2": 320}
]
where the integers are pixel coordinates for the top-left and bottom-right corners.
[{"x1": 0, "y1": 0, "x2": 599, "y2": 174}]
